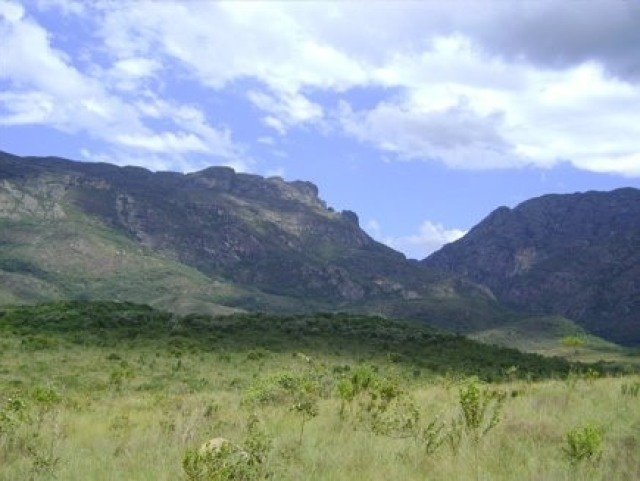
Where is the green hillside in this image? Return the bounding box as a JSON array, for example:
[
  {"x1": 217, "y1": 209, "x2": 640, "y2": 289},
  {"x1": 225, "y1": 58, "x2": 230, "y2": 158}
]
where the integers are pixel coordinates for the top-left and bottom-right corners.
[{"x1": 0, "y1": 301, "x2": 591, "y2": 381}]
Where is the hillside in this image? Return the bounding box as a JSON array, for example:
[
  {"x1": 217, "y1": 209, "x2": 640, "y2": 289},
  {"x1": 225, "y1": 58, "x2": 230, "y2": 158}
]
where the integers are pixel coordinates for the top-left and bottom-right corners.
[
  {"x1": 423, "y1": 189, "x2": 640, "y2": 346},
  {"x1": 0, "y1": 301, "x2": 583, "y2": 380},
  {"x1": 3, "y1": 152, "x2": 636, "y2": 349},
  {"x1": 0, "y1": 151, "x2": 513, "y2": 330}
]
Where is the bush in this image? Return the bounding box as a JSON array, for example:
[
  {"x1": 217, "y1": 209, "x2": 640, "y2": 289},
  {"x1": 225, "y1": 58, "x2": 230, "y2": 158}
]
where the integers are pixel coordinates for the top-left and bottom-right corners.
[
  {"x1": 458, "y1": 380, "x2": 506, "y2": 445},
  {"x1": 563, "y1": 424, "x2": 603, "y2": 464},
  {"x1": 183, "y1": 415, "x2": 271, "y2": 480}
]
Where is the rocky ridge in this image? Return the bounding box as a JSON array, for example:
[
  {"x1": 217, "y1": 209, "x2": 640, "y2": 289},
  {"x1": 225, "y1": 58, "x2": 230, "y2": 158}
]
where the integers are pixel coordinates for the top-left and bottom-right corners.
[
  {"x1": 423, "y1": 188, "x2": 640, "y2": 345},
  {"x1": 0, "y1": 151, "x2": 482, "y2": 318}
]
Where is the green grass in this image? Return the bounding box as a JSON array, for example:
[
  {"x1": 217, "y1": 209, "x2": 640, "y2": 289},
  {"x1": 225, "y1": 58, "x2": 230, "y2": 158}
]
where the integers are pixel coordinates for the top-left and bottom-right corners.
[
  {"x1": 0, "y1": 301, "x2": 592, "y2": 381},
  {"x1": 470, "y1": 315, "x2": 640, "y2": 369},
  {"x1": 1, "y1": 302, "x2": 638, "y2": 480},
  {"x1": 0, "y1": 214, "x2": 289, "y2": 315}
]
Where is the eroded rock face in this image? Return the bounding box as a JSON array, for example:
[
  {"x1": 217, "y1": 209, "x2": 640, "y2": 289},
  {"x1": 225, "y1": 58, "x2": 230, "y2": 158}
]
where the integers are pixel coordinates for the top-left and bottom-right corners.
[
  {"x1": 0, "y1": 151, "x2": 462, "y2": 307},
  {"x1": 0, "y1": 177, "x2": 69, "y2": 220},
  {"x1": 423, "y1": 188, "x2": 640, "y2": 346}
]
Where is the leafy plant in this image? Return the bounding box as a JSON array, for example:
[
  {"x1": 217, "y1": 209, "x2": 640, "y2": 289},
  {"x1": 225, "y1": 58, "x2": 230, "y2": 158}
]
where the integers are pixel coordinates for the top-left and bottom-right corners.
[
  {"x1": 291, "y1": 397, "x2": 318, "y2": 442},
  {"x1": 182, "y1": 415, "x2": 271, "y2": 480},
  {"x1": 183, "y1": 442, "x2": 255, "y2": 481},
  {"x1": 457, "y1": 380, "x2": 507, "y2": 480},
  {"x1": 0, "y1": 395, "x2": 30, "y2": 436},
  {"x1": 563, "y1": 424, "x2": 603, "y2": 464},
  {"x1": 561, "y1": 336, "x2": 586, "y2": 348},
  {"x1": 458, "y1": 380, "x2": 506, "y2": 445}
]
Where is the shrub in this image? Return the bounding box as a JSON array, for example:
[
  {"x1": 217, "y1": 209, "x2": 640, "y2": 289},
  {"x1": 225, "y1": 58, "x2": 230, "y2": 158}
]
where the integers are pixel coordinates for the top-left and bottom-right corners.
[
  {"x1": 458, "y1": 380, "x2": 506, "y2": 445},
  {"x1": 183, "y1": 442, "x2": 255, "y2": 480},
  {"x1": 183, "y1": 415, "x2": 271, "y2": 480},
  {"x1": 563, "y1": 424, "x2": 603, "y2": 464}
]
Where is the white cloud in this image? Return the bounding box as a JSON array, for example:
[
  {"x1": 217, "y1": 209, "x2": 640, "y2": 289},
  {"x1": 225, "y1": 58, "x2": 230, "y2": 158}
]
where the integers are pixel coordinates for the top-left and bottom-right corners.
[
  {"x1": 366, "y1": 219, "x2": 382, "y2": 237},
  {"x1": 248, "y1": 90, "x2": 323, "y2": 132},
  {"x1": 95, "y1": 2, "x2": 362, "y2": 132},
  {"x1": 0, "y1": 0, "x2": 23, "y2": 21},
  {"x1": 0, "y1": 4, "x2": 249, "y2": 171},
  {"x1": 262, "y1": 116, "x2": 286, "y2": 135},
  {"x1": 257, "y1": 136, "x2": 275, "y2": 146},
  {"x1": 113, "y1": 57, "x2": 159, "y2": 78},
  {"x1": 106, "y1": 57, "x2": 161, "y2": 91},
  {"x1": 391, "y1": 221, "x2": 467, "y2": 259},
  {"x1": 115, "y1": 132, "x2": 208, "y2": 154},
  {"x1": 0, "y1": 91, "x2": 54, "y2": 125},
  {"x1": 96, "y1": 2, "x2": 340, "y2": 91},
  {"x1": 3, "y1": 1, "x2": 640, "y2": 177},
  {"x1": 365, "y1": 219, "x2": 466, "y2": 259},
  {"x1": 91, "y1": 0, "x2": 637, "y2": 176},
  {"x1": 338, "y1": 98, "x2": 516, "y2": 170},
  {"x1": 338, "y1": 45, "x2": 640, "y2": 174}
]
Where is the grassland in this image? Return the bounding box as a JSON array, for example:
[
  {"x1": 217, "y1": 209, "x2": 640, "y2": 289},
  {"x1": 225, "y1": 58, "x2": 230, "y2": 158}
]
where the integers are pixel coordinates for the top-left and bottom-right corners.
[{"x1": 1, "y1": 302, "x2": 638, "y2": 480}]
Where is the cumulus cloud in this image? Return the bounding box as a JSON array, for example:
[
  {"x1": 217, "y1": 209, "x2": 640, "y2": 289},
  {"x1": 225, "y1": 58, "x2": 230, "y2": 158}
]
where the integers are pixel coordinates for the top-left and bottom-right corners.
[
  {"x1": 248, "y1": 90, "x2": 323, "y2": 133},
  {"x1": 91, "y1": 0, "x2": 640, "y2": 176},
  {"x1": 338, "y1": 99, "x2": 516, "y2": 170},
  {"x1": 366, "y1": 219, "x2": 467, "y2": 259},
  {"x1": 3, "y1": 0, "x2": 640, "y2": 177},
  {"x1": 0, "y1": 1, "x2": 248, "y2": 171},
  {"x1": 392, "y1": 221, "x2": 467, "y2": 259},
  {"x1": 471, "y1": 1, "x2": 640, "y2": 82}
]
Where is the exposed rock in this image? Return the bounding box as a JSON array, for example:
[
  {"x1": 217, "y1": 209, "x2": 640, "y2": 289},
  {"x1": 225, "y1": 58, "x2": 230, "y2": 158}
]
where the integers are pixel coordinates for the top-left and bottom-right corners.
[
  {"x1": 0, "y1": 151, "x2": 463, "y2": 309},
  {"x1": 198, "y1": 437, "x2": 249, "y2": 460},
  {"x1": 423, "y1": 188, "x2": 640, "y2": 346}
]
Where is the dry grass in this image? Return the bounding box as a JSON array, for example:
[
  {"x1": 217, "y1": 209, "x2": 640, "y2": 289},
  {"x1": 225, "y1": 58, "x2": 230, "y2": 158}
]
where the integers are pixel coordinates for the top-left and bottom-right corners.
[{"x1": 1, "y1": 335, "x2": 639, "y2": 480}]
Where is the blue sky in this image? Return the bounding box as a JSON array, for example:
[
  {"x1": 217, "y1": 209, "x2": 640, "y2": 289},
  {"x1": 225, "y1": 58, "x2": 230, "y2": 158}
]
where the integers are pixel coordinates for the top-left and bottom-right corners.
[{"x1": 1, "y1": 0, "x2": 639, "y2": 259}]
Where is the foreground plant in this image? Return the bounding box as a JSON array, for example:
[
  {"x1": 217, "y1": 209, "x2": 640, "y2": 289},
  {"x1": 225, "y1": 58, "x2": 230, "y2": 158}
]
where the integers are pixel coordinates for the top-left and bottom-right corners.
[
  {"x1": 563, "y1": 424, "x2": 603, "y2": 465},
  {"x1": 458, "y1": 379, "x2": 506, "y2": 445},
  {"x1": 458, "y1": 379, "x2": 507, "y2": 480},
  {"x1": 183, "y1": 414, "x2": 272, "y2": 480},
  {"x1": 1, "y1": 391, "x2": 64, "y2": 479}
]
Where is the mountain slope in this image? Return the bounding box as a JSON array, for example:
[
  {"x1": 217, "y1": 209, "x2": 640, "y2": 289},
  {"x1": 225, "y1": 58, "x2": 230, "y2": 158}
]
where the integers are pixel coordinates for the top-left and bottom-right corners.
[
  {"x1": 423, "y1": 188, "x2": 640, "y2": 346},
  {"x1": 1, "y1": 151, "x2": 507, "y2": 327}
]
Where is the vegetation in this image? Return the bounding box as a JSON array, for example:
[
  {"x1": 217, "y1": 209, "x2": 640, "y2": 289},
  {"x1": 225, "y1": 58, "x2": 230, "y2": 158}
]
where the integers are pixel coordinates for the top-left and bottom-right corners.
[
  {"x1": 0, "y1": 301, "x2": 638, "y2": 479},
  {"x1": 5, "y1": 153, "x2": 630, "y2": 348},
  {"x1": 0, "y1": 301, "x2": 598, "y2": 381}
]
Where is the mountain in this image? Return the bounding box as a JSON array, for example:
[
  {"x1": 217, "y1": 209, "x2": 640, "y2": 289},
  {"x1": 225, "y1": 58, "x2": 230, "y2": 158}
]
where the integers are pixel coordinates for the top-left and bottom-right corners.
[
  {"x1": 423, "y1": 188, "x2": 640, "y2": 346},
  {"x1": 1, "y1": 151, "x2": 508, "y2": 328}
]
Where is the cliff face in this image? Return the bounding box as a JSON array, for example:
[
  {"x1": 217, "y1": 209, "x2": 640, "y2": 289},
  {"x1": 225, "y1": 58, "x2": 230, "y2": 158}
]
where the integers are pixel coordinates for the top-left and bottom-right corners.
[
  {"x1": 0, "y1": 151, "x2": 471, "y2": 312},
  {"x1": 423, "y1": 189, "x2": 640, "y2": 345}
]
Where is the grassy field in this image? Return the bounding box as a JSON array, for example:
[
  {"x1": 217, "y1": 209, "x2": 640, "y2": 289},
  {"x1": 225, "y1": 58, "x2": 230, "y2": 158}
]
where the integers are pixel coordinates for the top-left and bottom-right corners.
[
  {"x1": 1, "y1": 303, "x2": 638, "y2": 480},
  {"x1": 470, "y1": 315, "x2": 640, "y2": 367}
]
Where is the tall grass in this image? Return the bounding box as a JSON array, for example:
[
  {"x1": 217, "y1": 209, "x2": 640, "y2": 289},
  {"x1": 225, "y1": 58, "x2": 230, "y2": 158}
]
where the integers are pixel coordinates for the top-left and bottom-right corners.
[
  {"x1": 1, "y1": 303, "x2": 637, "y2": 479},
  {"x1": 1, "y1": 335, "x2": 638, "y2": 480}
]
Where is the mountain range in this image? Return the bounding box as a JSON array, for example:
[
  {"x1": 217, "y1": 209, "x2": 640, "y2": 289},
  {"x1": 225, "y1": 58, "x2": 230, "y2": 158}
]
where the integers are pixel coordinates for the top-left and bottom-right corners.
[{"x1": 1, "y1": 151, "x2": 638, "y2": 346}]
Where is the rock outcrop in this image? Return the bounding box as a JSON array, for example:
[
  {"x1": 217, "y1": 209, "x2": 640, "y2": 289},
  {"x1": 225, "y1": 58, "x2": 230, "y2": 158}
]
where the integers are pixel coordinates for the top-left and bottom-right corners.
[
  {"x1": 423, "y1": 188, "x2": 640, "y2": 346},
  {"x1": 0, "y1": 151, "x2": 471, "y2": 312}
]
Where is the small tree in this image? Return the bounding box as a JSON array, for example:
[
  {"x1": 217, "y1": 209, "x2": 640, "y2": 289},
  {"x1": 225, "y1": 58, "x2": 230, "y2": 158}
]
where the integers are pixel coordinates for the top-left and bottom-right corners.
[
  {"x1": 561, "y1": 336, "x2": 586, "y2": 356},
  {"x1": 458, "y1": 380, "x2": 505, "y2": 445},
  {"x1": 458, "y1": 380, "x2": 506, "y2": 480},
  {"x1": 563, "y1": 424, "x2": 603, "y2": 465}
]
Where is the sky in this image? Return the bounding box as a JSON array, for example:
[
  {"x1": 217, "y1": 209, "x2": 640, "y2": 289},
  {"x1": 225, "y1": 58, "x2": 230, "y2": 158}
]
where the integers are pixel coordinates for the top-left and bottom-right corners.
[{"x1": 1, "y1": 0, "x2": 639, "y2": 259}]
